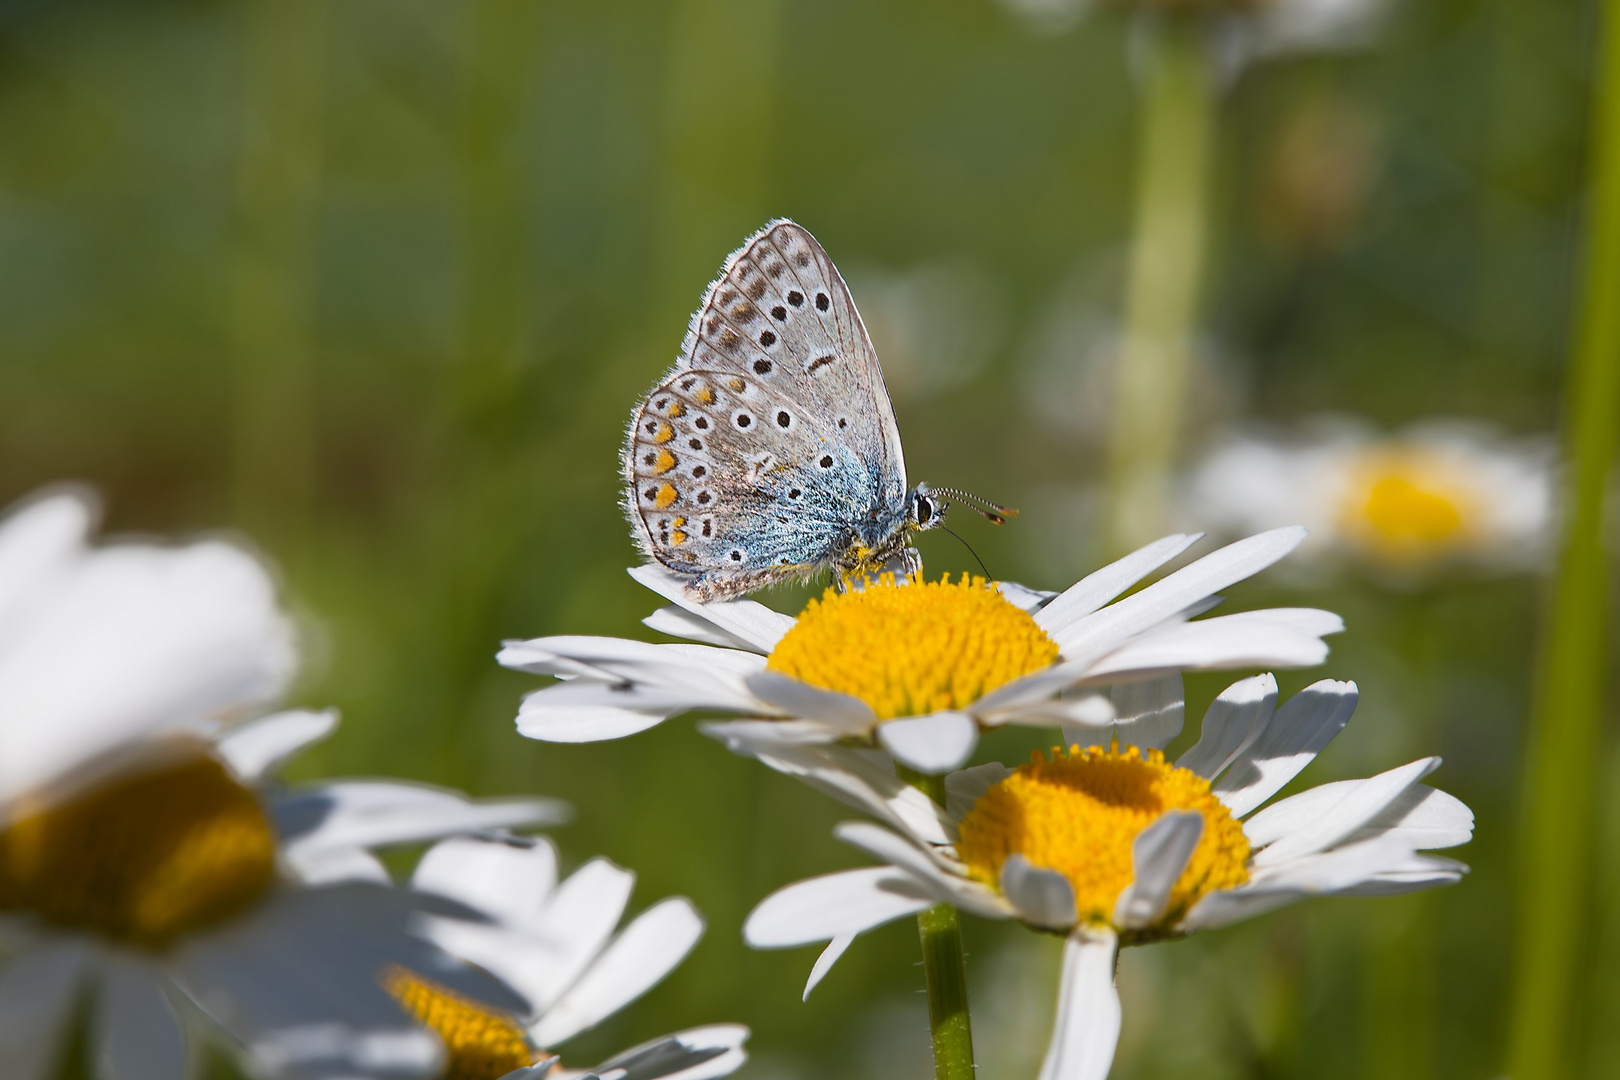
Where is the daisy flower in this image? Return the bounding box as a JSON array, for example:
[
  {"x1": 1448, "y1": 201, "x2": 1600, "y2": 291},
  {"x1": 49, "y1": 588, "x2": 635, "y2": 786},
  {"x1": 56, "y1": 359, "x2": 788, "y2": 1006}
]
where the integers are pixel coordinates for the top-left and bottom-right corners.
[
  {"x1": 994, "y1": 0, "x2": 1390, "y2": 58},
  {"x1": 1182, "y1": 420, "x2": 1556, "y2": 577},
  {"x1": 0, "y1": 486, "x2": 563, "y2": 1080},
  {"x1": 390, "y1": 833, "x2": 748, "y2": 1080},
  {"x1": 502, "y1": 526, "x2": 1342, "y2": 775},
  {"x1": 742, "y1": 672, "x2": 1472, "y2": 1080}
]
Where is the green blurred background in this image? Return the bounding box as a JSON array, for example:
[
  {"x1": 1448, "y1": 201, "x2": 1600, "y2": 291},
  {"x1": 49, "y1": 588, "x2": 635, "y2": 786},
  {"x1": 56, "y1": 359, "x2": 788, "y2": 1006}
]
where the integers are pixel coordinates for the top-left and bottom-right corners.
[{"x1": 0, "y1": 0, "x2": 1610, "y2": 1076}]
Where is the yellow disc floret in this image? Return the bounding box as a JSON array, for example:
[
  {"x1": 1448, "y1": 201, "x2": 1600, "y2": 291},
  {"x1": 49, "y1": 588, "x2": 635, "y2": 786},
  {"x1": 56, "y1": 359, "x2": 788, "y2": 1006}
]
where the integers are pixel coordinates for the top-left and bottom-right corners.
[
  {"x1": 1341, "y1": 450, "x2": 1479, "y2": 564},
  {"x1": 766, "y1": 574, "x2": 1060, "y2": 721},
  {"x1": 0, "y1": 744, "x2": 277, "y2": 948},
  {"x1": 956, "y1": 745, "x2": 1250, "y2": 940},
  {"x1": 382, "y1": 966, "x2": 541, "y2": 1080}
]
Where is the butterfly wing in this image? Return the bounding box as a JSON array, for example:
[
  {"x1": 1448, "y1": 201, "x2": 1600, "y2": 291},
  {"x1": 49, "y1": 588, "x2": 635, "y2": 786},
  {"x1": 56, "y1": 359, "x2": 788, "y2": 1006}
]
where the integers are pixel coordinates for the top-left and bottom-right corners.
[
  {"x1": 625, "y1": 369, "x2": 880, "y2": 597},
  {"x1": 624, "y1": 220, "x2": 910, "y2": 598}
]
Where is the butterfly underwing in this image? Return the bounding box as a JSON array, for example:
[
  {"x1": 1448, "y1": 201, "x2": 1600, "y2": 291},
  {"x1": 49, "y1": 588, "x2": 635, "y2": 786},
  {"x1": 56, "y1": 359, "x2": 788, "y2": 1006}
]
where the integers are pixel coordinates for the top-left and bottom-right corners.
[{"x1": 623, "y1": 219, "x2": 945, "y2": 600}]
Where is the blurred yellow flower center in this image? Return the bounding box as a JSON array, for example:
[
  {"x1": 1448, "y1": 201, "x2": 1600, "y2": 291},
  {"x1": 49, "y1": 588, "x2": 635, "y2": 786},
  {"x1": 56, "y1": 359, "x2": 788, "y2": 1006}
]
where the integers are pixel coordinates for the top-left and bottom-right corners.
[
  {"x1": 1343, "y1": 452, "x2": 1477, "y2": 560},
  {"x1": 956, "y1": 745, "x2": 1250, "y2": 937},
  {"x1": 382, "y1": 966, "x2": 540, "y2": 1080},
  {"x1": 766, "y1": 574, "x2": 1059, "y2": 721},
  {"x1": 0, "y1": 746, "x2": 276, "y2": 948}
]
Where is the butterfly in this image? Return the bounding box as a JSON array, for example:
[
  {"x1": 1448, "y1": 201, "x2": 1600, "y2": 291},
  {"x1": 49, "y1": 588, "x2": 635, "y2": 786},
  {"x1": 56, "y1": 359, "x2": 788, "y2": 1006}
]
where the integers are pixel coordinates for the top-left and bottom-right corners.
[{"x1": 623, "y1": 219, "x2": 1008, "y2": 601}]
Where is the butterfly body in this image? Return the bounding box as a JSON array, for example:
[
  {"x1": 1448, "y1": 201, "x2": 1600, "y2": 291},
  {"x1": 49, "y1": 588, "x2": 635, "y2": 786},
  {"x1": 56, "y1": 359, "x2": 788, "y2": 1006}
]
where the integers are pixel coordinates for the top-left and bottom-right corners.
[{"x1": 624, "y1": 220, "x2": 943, "y2": 600}]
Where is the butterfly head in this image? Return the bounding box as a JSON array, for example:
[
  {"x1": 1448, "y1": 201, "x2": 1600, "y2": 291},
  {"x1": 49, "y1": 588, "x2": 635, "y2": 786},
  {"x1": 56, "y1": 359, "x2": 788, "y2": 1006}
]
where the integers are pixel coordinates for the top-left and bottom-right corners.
[{"x1": 906, "y1": 485, "x2": 947, "y2": 535}]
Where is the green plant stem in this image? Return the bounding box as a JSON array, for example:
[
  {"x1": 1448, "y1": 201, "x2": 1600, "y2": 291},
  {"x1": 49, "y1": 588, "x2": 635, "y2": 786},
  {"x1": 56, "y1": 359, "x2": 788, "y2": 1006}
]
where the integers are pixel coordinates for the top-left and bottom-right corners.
[
  {"x1": 900, "y1": 767, "x2": 977, "y2": 1080},
  {"x1": 1505, "y1": 2, "x2": 1620, "y2": 1076},
  {"x1": 229, "y1": 0, "x2": 327, "y2": 550},
  {"x1": 1106, "y1": 18, "x2": 1216, "y2": 557}
]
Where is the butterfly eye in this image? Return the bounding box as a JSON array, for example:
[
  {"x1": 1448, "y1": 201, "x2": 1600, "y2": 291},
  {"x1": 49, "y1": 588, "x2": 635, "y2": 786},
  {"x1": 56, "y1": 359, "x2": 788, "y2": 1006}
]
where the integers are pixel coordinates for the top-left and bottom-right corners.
[{"x1": 916, "y1": 497, "x2": 934, "y2": 526}]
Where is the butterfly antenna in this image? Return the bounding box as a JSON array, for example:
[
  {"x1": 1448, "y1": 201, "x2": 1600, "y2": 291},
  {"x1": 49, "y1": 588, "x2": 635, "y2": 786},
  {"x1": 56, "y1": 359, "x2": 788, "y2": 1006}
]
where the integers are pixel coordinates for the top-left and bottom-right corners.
[
  {"x1": 939, "y1": 525, "x2": 993, "y2": 580},
  {"x1": 933, "y1": 487, "x2": 1018, "y2": 525}
]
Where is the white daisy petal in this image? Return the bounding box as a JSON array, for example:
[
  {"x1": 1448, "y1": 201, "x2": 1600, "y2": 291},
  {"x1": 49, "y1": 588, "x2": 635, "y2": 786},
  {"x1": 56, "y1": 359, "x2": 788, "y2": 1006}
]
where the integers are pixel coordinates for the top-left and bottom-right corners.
[
  {"x1": 1182, "y1": 837, "x2": 1450, "y2": 931},
  {"x1": 1018, "y1": 692, "x2": 1115, "y2": 733},
  {"x1": 803, "y1": 934, "x2": 857, "y2": 1001},
  {"x1": 944, "y1": 762, "x2": 1012, "y2": 821},
  {"x1": 1051, "y1": 527, "x2": 1307, "y2": 657},
  {"x1": 95, "y1": 958, "x2": 188, "y2": 1080},
  {"x1": 0, "y1": 941, "x2": 88, "y2": 1080},
  {"x1": 1344, "y1": 785, "x2": 1474, "y2": 851},
  {"x1": 276, "y1": 781, "x2": 565, "y2": 859},
  {"x1": 999, "y1": 854, "x2": 1077, "y2": 930},
  {"x1": 530, "y1": 898, "x2": 705, "y2": 1047},
  {"x1": 590, "y1": 1023, "x2": 750, "y2": 1080},
  {"x1": 1332, "y1": 855, "x2": 1469, "y2": 896},
  {"x1": 284, "y1": 845, "x2": 390, "y2": 885},
  {"x1": 412, "y1": 835, "x2": 559, "y2": 930},
  {"x1": 0, "y1": 540, "x2": 296, "y2": 806},
  {"x1": 215, "y1": 709, "x2": 339, "y2": 783},
  {"x1": 1037, "y1": 928, "x2": 1121, "y2": 1080},
  {"x1": 876, "y1": 711, "x2": 979, "y2": 774},
  {"x1": 628, "y1": 564, "x2": 794, "y2": 653},
  {"x1": 705, "y1": 733, "x2": 954, "y2": 845},
  {"x1": 0, "y1": 489, "x2": 94, "y2": 648},
  {"x1": 1213, "y1": 679, "x2": 1359, "y2": 817},
  {"x1": 1107, "y1": 674, "x2": 1185, "y2": 752},
  {"x1": 1249, "y1": 757, "x2": 1440, "y2": 866},
  {"x1": 1175, "y1": 673, "x2": 1278, "y2": 780},
  {"x1": 517, "y1": 696, "x2": 673, "y2": 743},
  {"x1": 525, "y1": 859, "x2": 636, "y2": 1011},
  {"x1": 1086, "y1": 608, "x2": 1342, "y2": 680},
  {"x1": 1034, "y1": 533, "x2": 1203, "y2": 636},
  {"x1": 498, "y1": 638, "x2": 764, "y2": 709},
  {"x1": 832, "y1": 822, "x2": 1012, "y2": 919},
  {"x1": 744, "y1": 672, "x2": 878, "y2": 734},
  {"x1": 744, "y1": 867, "x2": 935, "y2": 948},
  {"x1": 642, "y1": 605, "x2": 763, "y2": 652},
  {"x1": 1114, "y1": 811, "x2": 1204, "y2": 929},
  {"x1": 996, "y1": 580, "x2": 1060, "y2": 612}
]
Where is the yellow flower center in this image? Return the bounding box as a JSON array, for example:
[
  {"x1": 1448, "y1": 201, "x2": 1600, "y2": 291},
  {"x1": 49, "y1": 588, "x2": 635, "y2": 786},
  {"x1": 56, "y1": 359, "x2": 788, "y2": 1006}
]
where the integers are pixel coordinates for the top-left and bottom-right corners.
[
  {"x1": 382, "y1": 966, "x2": 541, "y2": 1080},
  {"x1": 766, "y1": 575, "x2": 1060, "y2": 721},
  {"x1": 956, "y1": 745, "x2": 1250, "y2": 938},
  {"x1": 0, "y1": 745, "x2": 277, "y2": 948},
  {"x1": 1341, "y1": 451, "x2": 1478, "y2": 562}
]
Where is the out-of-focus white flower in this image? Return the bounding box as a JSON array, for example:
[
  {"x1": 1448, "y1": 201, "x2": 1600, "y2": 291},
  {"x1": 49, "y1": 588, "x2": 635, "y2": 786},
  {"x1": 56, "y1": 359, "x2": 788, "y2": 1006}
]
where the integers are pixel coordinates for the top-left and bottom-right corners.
[
  {"x1": 742, "y1": 672, "x2": 1470, "y2": 1080},
  {"x1": 0, "y1": 486, "x2": 564, "y2": 1080},
  {"x1": 502, "y1": 528, "x2": 1343, "y2": 777},
  {"x1": 395, "y1": 834, "x2": 749, "y2": 1080},
  {"x1": 991, "y1": 0, "x2": 1392, "y2": 61},
  {"x1": 1181, "y1": 420, "x2": 1557, "y2": 577}
]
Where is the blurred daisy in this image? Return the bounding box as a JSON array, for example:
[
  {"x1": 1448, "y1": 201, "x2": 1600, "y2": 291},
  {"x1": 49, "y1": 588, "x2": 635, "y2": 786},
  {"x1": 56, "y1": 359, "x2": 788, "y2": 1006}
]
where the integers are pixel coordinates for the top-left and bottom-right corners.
[
  {"x1": 743, "y1": 672, "x2": 1471, "y2": 1080},
  {"x1": 0, "y1": 486, "x2": 563, "y2": 1080},
  {"x1": 993, "y1": 0, "x2": 1391, "y2": 58},
  {"x1": 1182, "y1": 420, "x2": 1556, "y2": 577},
  {"x1": 392, "y1": 834, "x2": 748, "y2": 1080},
  {"x1": 502, "y1": 527, "x2": 1341, "y2": 776}
]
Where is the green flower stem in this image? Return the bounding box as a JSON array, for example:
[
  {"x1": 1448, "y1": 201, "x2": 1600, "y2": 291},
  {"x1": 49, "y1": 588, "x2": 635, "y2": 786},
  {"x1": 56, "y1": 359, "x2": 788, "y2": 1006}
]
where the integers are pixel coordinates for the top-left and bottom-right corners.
[
  {"x1": 1106, "y1": 17, "x2": 1217, "y2": 556},
  {"x1": 229, "y1": 0, "x2": 328, "y2": 550},
  {"x1": 900, "y1": 767, "x2": 977, "y2": 1080},
  {"x1": 1505, "y1": 2, "x2": 1620, "y2": 1076}
]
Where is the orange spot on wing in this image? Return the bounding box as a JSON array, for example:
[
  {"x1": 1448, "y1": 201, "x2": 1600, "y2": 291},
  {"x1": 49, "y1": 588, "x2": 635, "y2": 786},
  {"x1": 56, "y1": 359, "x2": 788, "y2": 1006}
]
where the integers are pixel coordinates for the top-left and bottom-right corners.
[
  {"x1": 651, "y1": 422, "x2": 674, "y2": 444},
  {"x1": 671, "y1": 529, "x2": 688, "y2": 546},
  {"x1": 653, "y1": 484, "x2": 678, "y2": 509},
  {"x1": 653, "y1": 449, "x2": 677, "y2": 473}
]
